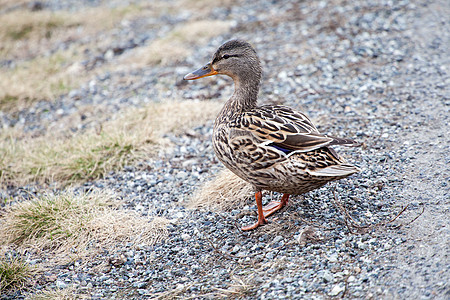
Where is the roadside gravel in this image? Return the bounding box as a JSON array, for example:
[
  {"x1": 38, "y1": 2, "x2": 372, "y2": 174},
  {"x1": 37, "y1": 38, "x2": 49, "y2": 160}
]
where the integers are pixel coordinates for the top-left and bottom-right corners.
[{"x1": 1, "y1": 0, "x2": 448, "y2": 298}]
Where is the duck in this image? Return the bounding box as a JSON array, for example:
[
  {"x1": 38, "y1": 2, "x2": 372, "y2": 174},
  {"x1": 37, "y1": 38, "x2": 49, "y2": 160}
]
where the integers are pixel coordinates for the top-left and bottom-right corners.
[{"x1": 184, "y1": 39, "x2": 360, "y2": 231}]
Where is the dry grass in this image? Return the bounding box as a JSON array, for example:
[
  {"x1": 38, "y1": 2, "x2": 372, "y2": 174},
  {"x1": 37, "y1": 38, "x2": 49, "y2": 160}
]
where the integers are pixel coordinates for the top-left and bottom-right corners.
[
  {"x1": 122, "y1": 19, "x2": 232, "y2": 67},
  {"x1": 189, "y1": 169, "x2": 253, "y2": 211},
  {"x1": 0, "y1": 189, "x2": 169, "y2": 295},
  {"x1": 31, "y1": 288, "x2": 80, "y2": 300},
  {"x1": 0, "y1": 48, "x2": 84, "y2": 109},
  {"x1": 0, "y1": 1, "x2": 234, "y2": 107},
  {"x1": 214, "y1": 275, "x2": 256, "y2": 298},
  {"x1": 179, "y1": 0, "x2": 238, "y2": 14},
  {"x1": 0, "y1": 252, "x2": 35, "y2": 294},
  {"x1": 0, "y1": 190, "x2": 169, "y2": 263},
  {"x1": 0, "y1": 100, "x2": 222, "y2": 187},
  {"x1": 0, "y1": 5, "x2": 143, "y2": 60},
  {"x1": 0, "y1": 5, "x2": 146, "y2": 105},
  {"x1": 0, "y1": 0, "x2": 33, "y2": 8}
]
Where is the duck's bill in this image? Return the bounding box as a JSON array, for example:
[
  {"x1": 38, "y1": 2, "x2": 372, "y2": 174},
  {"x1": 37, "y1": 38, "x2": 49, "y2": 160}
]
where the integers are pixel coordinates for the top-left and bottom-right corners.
[{"x1": 183, "y1": 63, "x2": 218, "y2": 80}]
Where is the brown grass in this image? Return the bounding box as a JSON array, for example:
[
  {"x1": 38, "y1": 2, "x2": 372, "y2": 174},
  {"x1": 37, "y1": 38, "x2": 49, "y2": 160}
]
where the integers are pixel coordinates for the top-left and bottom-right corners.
[
  {"x1": 0, "y1": 1, "x2": 234, "y2": 107},
  {"x1": 121, "y1": 20, "x2": 232, "y2": 67},
  {"x1": 31, "y1": 288, "x2": 80, "y2": 300},
  {"x1": 0, "y1": 5, "x2": 147, "y2": 105},
  {"x1": 0, "y1": 0, "x2": 32, "y2": 8},
  {"x1": 0, "y1": 48, "x2": 83, "y2": 108},
  {"x1": 189, "y1": 169, "x2": 253, "y2": 211},
  {"x1": 0, "y1": 252, "x2": 36, "y2": 294},
  {"x1": 0, "y1": 100, "x2": 222, "y2": 187},
  {"x1": 0, "y1": 5, "x2": 144, "y2": 60},
  {"x1": 0, "y1": 190, "x2": 169, "y2": 264},
  {"x1": 214, "y1": 275, "x2": 257, "y2": 298}
]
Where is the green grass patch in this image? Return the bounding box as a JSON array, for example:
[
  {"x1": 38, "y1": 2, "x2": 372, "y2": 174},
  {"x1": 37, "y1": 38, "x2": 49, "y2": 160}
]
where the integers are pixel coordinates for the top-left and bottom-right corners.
[
  {"x1": 0, "y1": 190, "x2": 170, "y2": 260},
  {"x1": 2, "y1": 192, "x2": 108, "y2": 248},
  {"x1": 0, "y1": 129, "x2": 138, "y2": 186},
  {"x1": 0, "y1": 189, "x2": 169, "y2": 296},
  {"x1": 0, "y1": 253, "x2": 34, "y2": 294},
  {"x1": 66, "y1": 138, "x2": 135, "y2": 182}
]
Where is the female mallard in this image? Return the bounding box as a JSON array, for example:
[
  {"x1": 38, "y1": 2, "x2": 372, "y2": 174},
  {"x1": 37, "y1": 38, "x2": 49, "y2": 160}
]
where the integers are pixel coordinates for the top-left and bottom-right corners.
[{"x1": 184, "y1": 39, "x2": 360, "y2": 230}]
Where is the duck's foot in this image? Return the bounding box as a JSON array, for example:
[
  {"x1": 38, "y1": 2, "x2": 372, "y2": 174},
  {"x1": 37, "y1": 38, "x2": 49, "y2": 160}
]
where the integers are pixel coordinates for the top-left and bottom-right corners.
[
  {"x1": 262, "y1": 194, "x2": 290, "y2": 218},
  {"x1": 241, "y1": 191, "x2": 267, "y2": 231},
  {"x1": 262, "y1": 201, "x2": 283, "y2": 217},
  {"x1": 241, "y1": 193, "x2": 290, "y2": 231},
  {"x1": 241, "y1": 218, "x2": 267, "y2": 231}
]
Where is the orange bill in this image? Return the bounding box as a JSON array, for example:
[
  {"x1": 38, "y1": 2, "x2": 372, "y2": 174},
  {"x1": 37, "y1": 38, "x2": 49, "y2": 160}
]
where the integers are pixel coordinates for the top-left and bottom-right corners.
[{"x1": 183, "y1": 63, "x2": 218, "y2": 80}]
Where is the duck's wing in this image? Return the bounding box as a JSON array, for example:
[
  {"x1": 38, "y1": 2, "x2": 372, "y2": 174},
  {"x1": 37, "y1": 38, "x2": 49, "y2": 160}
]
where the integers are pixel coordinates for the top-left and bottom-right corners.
[{"x1": 232, "y1": 105, "x2": 358, "y2": 153}]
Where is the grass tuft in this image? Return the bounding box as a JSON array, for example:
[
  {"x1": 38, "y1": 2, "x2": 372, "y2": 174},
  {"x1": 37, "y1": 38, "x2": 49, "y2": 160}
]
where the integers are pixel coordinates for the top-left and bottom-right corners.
[
  {"x1": 7, "y1": 24, "x2": 33, "y2": 40},
  {"x1": 189, "y1": 169, "x2": 253, "y2": 211},
  {"x1": 0, "y1": 130, "x2": 137, "y2": 186},
  {"x1": 0, "y1": 190, "x2": 170, "y2": 261},
  {"x1": 0, "y1": 94, "x2": 20, "y2": 111},
  {"x1": 214, "y1": 275, "x2": 257, "y2": 298},
  {"x1": 2, "y1": 192, "x2": 101, "y2": 247},
  {"x1": 0, "y1": 253, "x2": 34, "y2": 294},
  {"x1": 64, "y1": 137, "x2": 136, "y2": 182},
  {"x1": 32, "y1": 288, "x2": 79, "y2": 300}
]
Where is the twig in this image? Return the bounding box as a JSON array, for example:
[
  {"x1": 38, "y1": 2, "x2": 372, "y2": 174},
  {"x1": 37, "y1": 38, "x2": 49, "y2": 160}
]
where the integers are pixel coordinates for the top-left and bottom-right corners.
[
  {"x1": 378, "y1": 204, "x2": 409, "y2": 227},
  {"x1": 391, "y1": 205, "x2": 425, "y2": 230},
  {"x1": 331, "y1": 185, "x2": 420, "y2": 233},
  {"x1": 332, "y1": 186, "x2": 369, "y2": 231}
]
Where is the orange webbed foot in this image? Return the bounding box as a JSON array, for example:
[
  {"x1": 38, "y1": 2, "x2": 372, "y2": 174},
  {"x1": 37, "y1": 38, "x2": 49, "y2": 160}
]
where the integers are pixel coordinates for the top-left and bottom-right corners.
[
  {"x1": 262, "y1": 201, "x2": 284, "y2": 217},
  {"x1": 241, "y1": 218, "x2": 267, "y2": 231},
  {"x1": 262, "y1": 194, "x2": 290, "y2": 217},
  {"x1": 241, "y1": 193, "x2": 290, "y2": 231}
]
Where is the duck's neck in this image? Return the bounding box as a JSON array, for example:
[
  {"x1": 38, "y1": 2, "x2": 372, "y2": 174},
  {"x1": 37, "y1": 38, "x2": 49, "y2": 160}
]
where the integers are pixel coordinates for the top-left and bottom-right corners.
[{"x1": 216, "y1": 72, "x2": 261, "y2": 124}]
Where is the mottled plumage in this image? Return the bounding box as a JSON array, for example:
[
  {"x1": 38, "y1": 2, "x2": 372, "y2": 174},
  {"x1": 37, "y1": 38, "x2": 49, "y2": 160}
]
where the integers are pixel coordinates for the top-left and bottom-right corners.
[{"x1": 184, "y1": 39, "x2": 360, "y2": 230}]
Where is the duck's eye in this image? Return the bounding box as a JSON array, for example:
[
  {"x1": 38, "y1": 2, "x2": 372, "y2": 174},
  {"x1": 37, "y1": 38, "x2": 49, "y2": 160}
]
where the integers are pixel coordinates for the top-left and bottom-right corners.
[{"x1": 222, "y1": 54, "x2": 231, "y2": 59}]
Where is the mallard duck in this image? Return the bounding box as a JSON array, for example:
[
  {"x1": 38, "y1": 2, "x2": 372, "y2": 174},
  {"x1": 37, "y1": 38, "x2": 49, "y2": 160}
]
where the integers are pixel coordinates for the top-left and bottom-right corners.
[{"x1": 184, "y1": 39, "x2": 360, "y2": 230}]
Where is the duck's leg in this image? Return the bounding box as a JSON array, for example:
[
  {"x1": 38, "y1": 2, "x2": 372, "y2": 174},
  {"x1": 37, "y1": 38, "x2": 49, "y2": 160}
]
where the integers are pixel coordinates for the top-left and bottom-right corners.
[
  {"x1": 262, "y1": 194, "x2": 290, "y2": 217},
  {"x1": 241, "y1": 191, "x2": 267, "y2": 231}
]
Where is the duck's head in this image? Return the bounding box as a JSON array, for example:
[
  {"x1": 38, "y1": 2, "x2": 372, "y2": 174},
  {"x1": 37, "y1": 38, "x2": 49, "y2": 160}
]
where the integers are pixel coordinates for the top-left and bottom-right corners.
[{"x1": 184, "y1": 39, "x2": 262, "y2": 84}]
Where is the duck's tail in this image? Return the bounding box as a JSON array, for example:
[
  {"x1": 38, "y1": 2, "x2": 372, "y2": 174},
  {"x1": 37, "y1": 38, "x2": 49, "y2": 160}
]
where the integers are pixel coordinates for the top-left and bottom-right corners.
[
  {"x1": 326, "y1": 136, "x2": 361, "y2": 147},
  {"x1": 307, "y1": 164, "x2": 361, "y2": 177}
]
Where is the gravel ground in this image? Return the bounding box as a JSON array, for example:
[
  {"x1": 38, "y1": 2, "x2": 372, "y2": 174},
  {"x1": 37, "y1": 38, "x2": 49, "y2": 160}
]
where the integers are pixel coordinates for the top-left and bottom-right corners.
[{"x1": 1, "y1": 0, "x2": 449, "y2": 299}]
